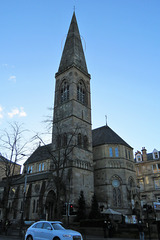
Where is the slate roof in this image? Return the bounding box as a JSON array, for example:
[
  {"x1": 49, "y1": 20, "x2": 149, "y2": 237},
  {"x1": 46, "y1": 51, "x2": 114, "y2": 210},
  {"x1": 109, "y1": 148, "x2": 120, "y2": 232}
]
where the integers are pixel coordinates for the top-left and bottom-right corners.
[
  {"x1": 0, "y1": 155, "x2": 21, "y2": 166},
  {"x1": 56, "y1": 12, "x2": 88, "y2": 76},
  {"x1": 144, "y1": 152, "x2": 160, "y2": 161},
  {"x1": 11, "y1": 172, "x2": 52, "y2": 185},
  {"x1": 0, "y1": 155, "x2": 9, "y2": 163},
  {"x1": 92, "y1": 125, "x2": 132, "y2": 149},
  {"x1": 25, "y1": 144, "x2": 53, "y2": 165}
]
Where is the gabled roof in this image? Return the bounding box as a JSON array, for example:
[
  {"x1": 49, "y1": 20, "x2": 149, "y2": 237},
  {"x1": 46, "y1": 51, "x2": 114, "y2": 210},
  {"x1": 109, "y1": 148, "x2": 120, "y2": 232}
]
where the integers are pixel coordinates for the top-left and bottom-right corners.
[
  {"x1": 56, "y1": 12, "x2": 88, "y2": 76},
  {"x1": 92, "y1": 125, "x2": 132, "y2": 149},
  {"x1": 0, "y1": 155, "x2": 20, "y2": 166},
  {"x1": 0, "y1": 155, "x2": 9, "y2": 163},
  {"x1": 25, "y1": 144, "x2": 53, "y2": 165}
]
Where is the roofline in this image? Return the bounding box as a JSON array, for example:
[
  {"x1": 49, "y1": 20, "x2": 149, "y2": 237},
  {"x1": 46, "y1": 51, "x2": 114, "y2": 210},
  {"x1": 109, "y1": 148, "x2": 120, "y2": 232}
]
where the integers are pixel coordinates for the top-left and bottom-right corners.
[{"x1": 55, "y1": 65, "x2": 91, "y2": 78}]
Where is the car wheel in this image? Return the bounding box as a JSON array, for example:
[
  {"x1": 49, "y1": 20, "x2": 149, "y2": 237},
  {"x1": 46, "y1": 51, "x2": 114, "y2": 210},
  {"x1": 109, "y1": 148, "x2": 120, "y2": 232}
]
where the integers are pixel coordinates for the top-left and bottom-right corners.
[
  {"x1": 53, "y1": 237, "x2": 60, "y2": 240},
  {"x1": 27, "y1": 235, "x2": 33, "y2": 240}
]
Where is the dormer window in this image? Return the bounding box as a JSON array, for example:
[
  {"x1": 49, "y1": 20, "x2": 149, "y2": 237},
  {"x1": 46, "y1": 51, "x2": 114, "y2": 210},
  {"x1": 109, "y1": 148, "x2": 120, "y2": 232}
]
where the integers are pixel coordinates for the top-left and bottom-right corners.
[
  {"x1": 152, "y1": 149, "x2": 159, "y2": 160},
  {"x1": 136, "y1": 153, "x2": 142, "y2": 162}
]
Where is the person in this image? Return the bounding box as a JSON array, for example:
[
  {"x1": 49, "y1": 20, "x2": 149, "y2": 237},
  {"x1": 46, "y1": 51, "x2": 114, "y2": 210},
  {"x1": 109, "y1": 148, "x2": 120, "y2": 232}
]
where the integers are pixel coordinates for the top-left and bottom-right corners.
[
  {"x1": 137, "y1": 220, "x2": 144, "y2": 240},
  {"x1": 103, "y1": 220, "x2": 107, "y2": 238},
  {"x1": 107, "y1": 220, "x2": 113, "y2": 238}
]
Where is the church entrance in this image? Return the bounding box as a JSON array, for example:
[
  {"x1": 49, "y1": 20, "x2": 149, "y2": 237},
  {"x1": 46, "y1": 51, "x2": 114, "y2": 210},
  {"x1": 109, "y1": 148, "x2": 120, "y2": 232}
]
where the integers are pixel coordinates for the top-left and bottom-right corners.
[{"x1": 45, "y1": 190, "x2": 56, "y2": 220}]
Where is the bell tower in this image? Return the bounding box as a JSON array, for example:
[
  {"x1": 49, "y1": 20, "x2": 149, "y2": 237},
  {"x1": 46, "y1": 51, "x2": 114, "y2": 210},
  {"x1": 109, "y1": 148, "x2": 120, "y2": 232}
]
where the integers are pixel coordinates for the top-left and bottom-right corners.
[{"x1": 52, "y1": 12, "x2": 94, "y2": 207}]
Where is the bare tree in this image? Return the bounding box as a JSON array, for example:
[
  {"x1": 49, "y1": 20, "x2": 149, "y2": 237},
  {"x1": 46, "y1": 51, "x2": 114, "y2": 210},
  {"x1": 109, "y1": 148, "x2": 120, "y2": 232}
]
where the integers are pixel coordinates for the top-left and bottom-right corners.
[
  {"x1": 33, "y1": 121, "x2": 82, "y2": 219},
  {"x1": 0, "y1": 122, "x2": 28, "y2": 227}
]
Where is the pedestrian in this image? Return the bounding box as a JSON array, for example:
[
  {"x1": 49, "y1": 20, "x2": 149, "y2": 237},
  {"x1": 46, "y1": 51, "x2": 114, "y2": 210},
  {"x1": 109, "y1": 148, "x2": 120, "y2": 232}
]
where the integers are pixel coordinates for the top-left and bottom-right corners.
[
  {"x1": 137, "y1": 220, "x2": 145, "y2": 240},
  {"x1": 107, "y1": 220, "x2": 113, "y2": 238},
  {"x1": 5, "y1": 219, "x2": 9, "y2": 235},
  {"x1": 103, "y1": 220, "x2": 107, "y2": 238}
]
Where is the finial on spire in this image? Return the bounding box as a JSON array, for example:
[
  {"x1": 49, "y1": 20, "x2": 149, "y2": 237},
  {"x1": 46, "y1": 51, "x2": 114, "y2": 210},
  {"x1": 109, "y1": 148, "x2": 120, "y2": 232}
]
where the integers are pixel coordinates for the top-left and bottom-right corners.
[
  {"x1": 105, "y1": 115, "x2": 108, "y2": 126},
  {"x1": 73, "y1": 5, "x2": 75, "y2": 13}
]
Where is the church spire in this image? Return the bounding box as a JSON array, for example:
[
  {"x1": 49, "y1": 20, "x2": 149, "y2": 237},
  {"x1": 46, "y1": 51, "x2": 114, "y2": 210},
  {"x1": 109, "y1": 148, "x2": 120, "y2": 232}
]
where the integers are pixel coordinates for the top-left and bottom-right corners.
[{"x1": 56, "y1": 12, "x2": 88, "y2": 76}]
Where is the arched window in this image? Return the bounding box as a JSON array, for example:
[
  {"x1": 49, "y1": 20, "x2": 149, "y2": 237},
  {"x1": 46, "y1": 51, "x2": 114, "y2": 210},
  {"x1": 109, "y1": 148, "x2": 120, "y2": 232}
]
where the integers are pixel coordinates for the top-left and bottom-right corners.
[
  {"x1": 113, "y1": 187, "x2": 122, "y2": 207},
  {"x1": 77, "y1": 81, "x2": 86, "y2": 104},
  {"x1": 57, "y1": 135, "x2": 61, "y2": 148},
  {"x1": 36, "y1": 199, "x2": 39, "y2": 213},
  {"x1": 78, "y1": 133, "x2": 82, "y2": 147},
  {"x1": 117, "y1": 188, "x2": 121, "y2": 206},
  {"x1": 33, "y1": 200, "x2": 35, "y2": 213},
  {"x1": 128, "y1": 177, "x2": 135, "y2": 189},
  {"x1": 63, "y1": 133, "x2": 67, "y2": 147},
  {"x1": 61, "y1": 81, "x2": 69, "y2": 104},
  {"x1": 113, "y1": 188, "x2": 117, "y2": 206},
  {"x1": 83, "y1": 135, "x2": 88, "y2": 149}
]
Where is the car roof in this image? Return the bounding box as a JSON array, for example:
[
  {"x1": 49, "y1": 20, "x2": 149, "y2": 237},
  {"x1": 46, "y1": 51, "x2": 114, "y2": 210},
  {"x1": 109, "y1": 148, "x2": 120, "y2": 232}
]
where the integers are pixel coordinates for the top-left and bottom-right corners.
[{"x1": 35, "y1": 221, "x2": 62, "y2": 224}]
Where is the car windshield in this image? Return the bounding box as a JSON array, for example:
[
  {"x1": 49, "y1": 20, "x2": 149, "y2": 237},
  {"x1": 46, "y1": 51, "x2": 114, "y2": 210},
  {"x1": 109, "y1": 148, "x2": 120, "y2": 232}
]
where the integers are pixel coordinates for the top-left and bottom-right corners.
[{"x1": 51, "y1": 223, "x2": 65, "y2": 230}]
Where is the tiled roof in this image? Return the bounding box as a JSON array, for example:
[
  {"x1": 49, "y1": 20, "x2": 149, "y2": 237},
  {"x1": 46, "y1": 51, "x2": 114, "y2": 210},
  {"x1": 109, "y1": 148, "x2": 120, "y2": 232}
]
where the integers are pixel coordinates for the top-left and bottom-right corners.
[{"x1": 92, "y1": 125, "x2": 132, "y2": 149}]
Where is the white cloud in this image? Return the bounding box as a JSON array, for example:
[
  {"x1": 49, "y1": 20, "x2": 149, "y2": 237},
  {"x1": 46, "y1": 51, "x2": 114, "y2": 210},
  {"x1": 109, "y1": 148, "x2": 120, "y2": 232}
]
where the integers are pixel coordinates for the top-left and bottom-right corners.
[
  {"x1": 8, "y1": 75, "x2": 16, "y2": 82},
  {"x1": 8, "y1": 107, "x2": 27, "y2": 118},
  {"x1": 19, "y1": 107, "x2": 27, "y2": 117}
]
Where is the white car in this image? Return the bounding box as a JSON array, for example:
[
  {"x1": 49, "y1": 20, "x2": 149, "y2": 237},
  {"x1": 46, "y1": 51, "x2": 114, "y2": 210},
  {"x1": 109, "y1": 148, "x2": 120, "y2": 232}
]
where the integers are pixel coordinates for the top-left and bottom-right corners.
[{"x1": 25, "y1": 221, "x2": 83, "y2": 240}]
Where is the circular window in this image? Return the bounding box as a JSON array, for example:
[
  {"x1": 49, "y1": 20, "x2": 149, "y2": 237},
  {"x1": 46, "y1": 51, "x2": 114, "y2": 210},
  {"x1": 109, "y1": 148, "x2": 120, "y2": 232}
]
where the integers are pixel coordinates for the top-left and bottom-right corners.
[{"x1": 112, "y1": 179, "x2": 120, "y2": 188}]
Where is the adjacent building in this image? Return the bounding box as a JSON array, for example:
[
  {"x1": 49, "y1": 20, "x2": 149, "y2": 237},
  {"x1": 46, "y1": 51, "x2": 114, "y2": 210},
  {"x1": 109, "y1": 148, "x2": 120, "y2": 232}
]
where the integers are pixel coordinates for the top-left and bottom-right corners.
[
  {"x1": 135, "y1": 147, "x2": 160, "y2": 219},
  {"x1": 0, "y1": 155, "x2": 21, "y2": 181}
]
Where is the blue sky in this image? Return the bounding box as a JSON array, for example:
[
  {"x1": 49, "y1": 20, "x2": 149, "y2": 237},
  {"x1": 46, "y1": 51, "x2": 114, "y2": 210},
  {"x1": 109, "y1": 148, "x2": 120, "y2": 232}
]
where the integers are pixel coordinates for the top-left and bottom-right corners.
[{"x1": 0, "y1": 0, "x2": 160, "y2": 160}]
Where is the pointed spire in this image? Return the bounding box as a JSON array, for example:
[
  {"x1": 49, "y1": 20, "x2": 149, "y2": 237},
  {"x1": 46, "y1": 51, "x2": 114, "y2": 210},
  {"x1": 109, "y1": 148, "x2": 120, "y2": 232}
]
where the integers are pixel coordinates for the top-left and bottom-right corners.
[{"x1": 56, "y1": 12, "x2": 88, "y2": 76}]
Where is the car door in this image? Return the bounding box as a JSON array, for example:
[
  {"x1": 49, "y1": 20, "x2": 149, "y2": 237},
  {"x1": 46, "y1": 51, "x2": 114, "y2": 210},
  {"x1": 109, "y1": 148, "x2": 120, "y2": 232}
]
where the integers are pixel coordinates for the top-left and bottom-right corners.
[
  {"x1": 41, "y1": 222, "x2": 54, "y2": 240},
  {"x1": 32, "y1": 222, "x2": 44, "y2": 240}
]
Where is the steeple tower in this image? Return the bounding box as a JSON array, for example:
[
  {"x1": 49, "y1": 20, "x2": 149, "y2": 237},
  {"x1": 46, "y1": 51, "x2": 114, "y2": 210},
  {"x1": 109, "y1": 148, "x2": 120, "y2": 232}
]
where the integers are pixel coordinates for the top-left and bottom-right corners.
[
  {"x1": 56, "y1": 12, "x2": 88, "y2": 76},
  {"x1": 52, "y1": 12, "x2": 94, "y2": 207}
]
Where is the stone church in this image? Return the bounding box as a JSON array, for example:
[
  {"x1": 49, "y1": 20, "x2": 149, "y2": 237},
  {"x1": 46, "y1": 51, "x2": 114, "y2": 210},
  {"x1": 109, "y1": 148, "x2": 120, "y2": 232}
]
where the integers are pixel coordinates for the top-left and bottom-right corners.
[{"x1": 0, "y1": 12, "x2": 138, "y2": 222}]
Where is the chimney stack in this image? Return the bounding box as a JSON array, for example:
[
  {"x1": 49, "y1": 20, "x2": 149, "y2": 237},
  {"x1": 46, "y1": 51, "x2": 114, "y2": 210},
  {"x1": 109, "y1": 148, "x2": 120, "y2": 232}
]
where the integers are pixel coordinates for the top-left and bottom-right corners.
[{"x1": 142, "y1": 147, "x2": 147, "y2": 161}]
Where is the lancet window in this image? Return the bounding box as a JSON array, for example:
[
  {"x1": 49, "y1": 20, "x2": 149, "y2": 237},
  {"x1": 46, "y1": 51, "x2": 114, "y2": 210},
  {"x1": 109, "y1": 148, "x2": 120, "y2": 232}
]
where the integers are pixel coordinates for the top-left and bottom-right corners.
[
  {"x1": 83, "y1": 135, "x2": 88, "y2": 149},
  {"x1": 77, "y1": 81, "x2": 86, "y2": 104},
  {"x1": 60, "y1": 81, "x2": 69, "y2": 104}
]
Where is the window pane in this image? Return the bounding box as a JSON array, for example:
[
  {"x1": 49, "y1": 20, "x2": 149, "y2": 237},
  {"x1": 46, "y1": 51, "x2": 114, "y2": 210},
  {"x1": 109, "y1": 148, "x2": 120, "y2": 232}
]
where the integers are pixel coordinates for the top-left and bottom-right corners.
[
  {"x1": 33, "y1": 222, "x2": 43, "y2": 228},
  {"x1": 139, "y1": 180, "x2": 144, "y2": 190},
  {"x1": 154, "y1": 179, "x2": 160, "y2": 189},
  {"x1": 43, "y1": 223, "x2": 51, "y2": 229},
  {"x1": 77, "y1": 81, "x2": 85, "y2": 105},
  {"x1": 115, "y1": 147, "x2": 119, "y2": 157},
  {"x1": 128, "y1": 151, "x2": 131, "y2": 159},
  {"x1": 42, "y1": 163, "x2": 44, "y2": 171},
  {"x1": 152, "y1": 164, "x2": 157, "y2": 173},
  {"x1": 109, "y1": 148, "x2": 113, "y2": 157},
  {"x1": 39, "y1": 164, "x2": 41, "y2": 171},
  {"x1": 61, "y1": 82, "x2": 69, "y2": 104}
]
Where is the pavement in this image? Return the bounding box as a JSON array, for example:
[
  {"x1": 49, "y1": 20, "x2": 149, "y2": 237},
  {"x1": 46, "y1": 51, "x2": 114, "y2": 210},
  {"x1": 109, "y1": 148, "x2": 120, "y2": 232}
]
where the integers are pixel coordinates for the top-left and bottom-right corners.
[{"x1": 0, "y1": 235, "x2": 158, "y2": 240}]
